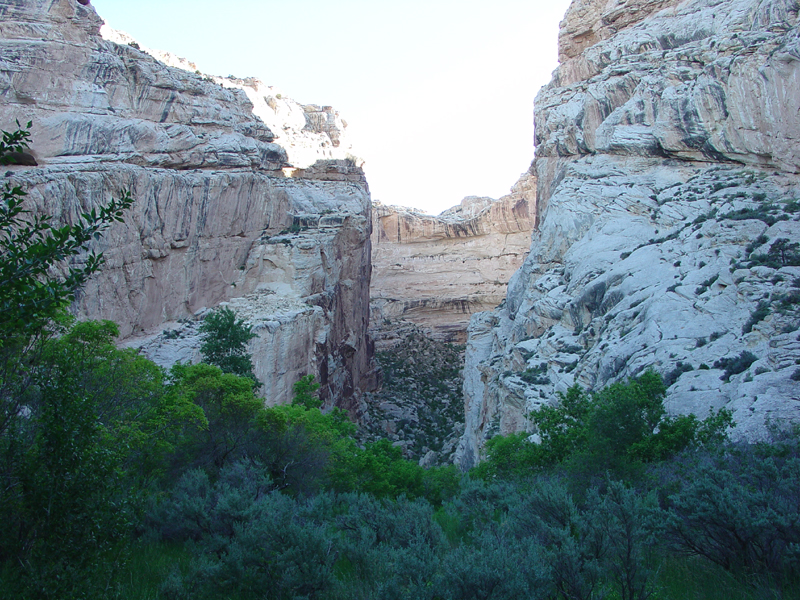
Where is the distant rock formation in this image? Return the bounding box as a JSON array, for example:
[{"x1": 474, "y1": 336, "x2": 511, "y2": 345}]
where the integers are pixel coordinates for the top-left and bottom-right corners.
[
  {"x1": 0, "y1": 0, "x2": 377, "y2": 412},
  {"x1": 457, "y1": 0, "x2": 800, "y2": 468},
  {"x1": 370, "y1": 173, "x2": 535, "y2": 345}
]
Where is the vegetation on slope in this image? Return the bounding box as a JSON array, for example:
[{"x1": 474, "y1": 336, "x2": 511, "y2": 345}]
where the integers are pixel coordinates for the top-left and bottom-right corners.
[
  {"x1": 1, "y1": 125, "x2": 798, "y2": 600},
  {"x1": 360, "y1": 327, "x2": 465, "y2": 465}
]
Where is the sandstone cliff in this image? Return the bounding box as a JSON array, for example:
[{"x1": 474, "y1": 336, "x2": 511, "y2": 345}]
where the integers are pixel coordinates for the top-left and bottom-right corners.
[
  {"x1": 457, "y1": 0, "x2": 800, "y2": 468},
  {"x1": 370, "y1": 173, "x2": 535, "y2": 345},
  {"x1": 0, "y1": 0, "x2": 376, "y2": 410}
]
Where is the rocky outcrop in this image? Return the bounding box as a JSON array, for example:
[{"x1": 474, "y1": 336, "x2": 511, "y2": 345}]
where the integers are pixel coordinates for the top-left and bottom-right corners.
[
  {"x1": 359, "y1": 325, "x2": 465, "y2": 466},
  {"x1": 370, "y1": 173, "x2": 535, "y2": 344},
  {"x1": 457, "y1": 0, "x2": 800, "y2": 468},
  {"x1": 0, "y1": 0, "x2": 376, "y2": 410}
]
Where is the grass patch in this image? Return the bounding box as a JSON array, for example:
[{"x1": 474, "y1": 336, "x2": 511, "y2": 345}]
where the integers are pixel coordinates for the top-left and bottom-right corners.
[{"x1": 118, "y1": 541, "x2": 193, "y2": 600}]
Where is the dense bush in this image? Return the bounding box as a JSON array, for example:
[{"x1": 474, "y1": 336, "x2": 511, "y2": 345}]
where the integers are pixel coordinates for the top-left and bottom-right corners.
[
  {"x1": 713, "y1": 350, "x2": 757, "y2": 380},
  {"x1": 662, "y1": 433, "x2": 800, "y2": 583},
  {"x1": 474, "y1": 371, "x2": 732, "y2": 483}
]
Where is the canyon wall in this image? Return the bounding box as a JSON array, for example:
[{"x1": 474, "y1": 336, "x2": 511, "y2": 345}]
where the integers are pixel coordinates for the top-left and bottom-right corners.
[
  {"x1": 0, "y1": 0, "x2": 376, "y2": 410},
  {"x1": 457, "y1": 0, "x2": 800, "y2": 467},
  {"x1": 370, "y1": 173, "x2": 535, "y2": 345}
]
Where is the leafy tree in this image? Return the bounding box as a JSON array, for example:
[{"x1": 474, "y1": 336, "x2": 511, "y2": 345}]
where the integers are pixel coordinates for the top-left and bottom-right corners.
[
  {"x1": 471, "y1": 431, "x2": 545, "y2": 481},
  {"x1": 167, "y1": 363, "x2": 264, "y2": 473},
  {"x1": 293, "y1": 373, "x2": 322, "y2": 409},
  {"x1": 198, "y1": 306, "x2": 259, "y2": 385},
  {"x1": 0, "y1": 122, "x2": 133, "y2": 438},
  {"x1": 0, "y1": 320, "x2": 177, "y2": 599},
  {"x1": 0, "y1": 123, "x2": 146, "y2": 597},
  {"x1": 261, "y1": 396, "x2": 356, "y2": 494}
]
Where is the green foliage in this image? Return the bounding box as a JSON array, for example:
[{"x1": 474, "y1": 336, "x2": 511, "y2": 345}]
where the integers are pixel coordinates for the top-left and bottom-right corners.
[
  {"x1": 471, "y1": 432, "x2": 546, "y2": 481},
  {"x1": 663, "y1": 434, "x2": 800, "y2": 586},
  {"x1": 475, "y1": 371, "x2": 731, "y2": 483},
  {"x1": 748, "y1": 237, "x2": 800, "y2": 268},
  {"x1": 198, "y1": 306, "x2": 258, "y2": 384},
  {"x1": 0, "y1": 122, "x2": 143, "y2": 598},
  {"x1": 167, "y1": 363, "x2": 264, "y2": 473},
  {"x1": 0, "y1": 120, "x2": 32, "y2": 164},
  {"x1": 742, "y1": 301, "x2": 770, "y2": 334},
  {"x1": 292, "y1": 373, "x2": 321, "y2": 409},
  {"x1": 0, "y1": 320, "x2": 169, "y2": 598},
  {"x1": 721, "y1": 204, "x2": 790, "y2": 227},
  {"x1": 0, "y1": 123, "x2": 134, "y2": 450},
  {"x1": 663, "y1": 361, "x2": 693, "y2": 387},
  {"x1": 0, "y1": 180, "x2": 132, "y2": 344},
  {"x1": 591, "y1": 482, "x2": 662, "y2": 600},
  {"x1": 521, "y1": 361, "x2": 550, "y2": 384},
  {"x1": 151, "y1": 462, "x2": 340, "y2": 600}
]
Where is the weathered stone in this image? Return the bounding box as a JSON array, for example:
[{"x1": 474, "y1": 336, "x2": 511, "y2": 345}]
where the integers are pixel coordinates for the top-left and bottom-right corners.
[
  {"x1": 370, "y1": 172, "x2": 535, "y2": 344},
  {"x1": 0, "y1": 0, "x2": 376, "y2": 411},
  {"x1": 457, "y1": 0, "x2": 800, "y2": 469}
]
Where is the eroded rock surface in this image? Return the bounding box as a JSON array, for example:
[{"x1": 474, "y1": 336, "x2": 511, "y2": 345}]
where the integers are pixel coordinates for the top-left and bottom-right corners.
[
  {"x1": 0, "y1": 0, "x2": 376, "y2": 410},
  {"x1": 359, "y1": 325, "x2": 465, "y2": 466},
  {"x1": 370, "y1": 173, "x2": 535, "y2": 344},
  {"x1": 457, "y1": 0, "x2": 800, "y2": 468}
]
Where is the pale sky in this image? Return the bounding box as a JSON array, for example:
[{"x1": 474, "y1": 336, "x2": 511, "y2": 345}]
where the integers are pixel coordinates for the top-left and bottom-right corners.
[{"x1": 90, "y1": 0, "x2": 572, "y2": 214}]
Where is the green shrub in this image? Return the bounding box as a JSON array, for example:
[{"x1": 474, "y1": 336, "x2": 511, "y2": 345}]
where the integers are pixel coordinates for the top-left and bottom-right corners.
[
  {"x1": 474, "y1": 372, "x2": 730, "y2": 484},
  {"x1": 714, "y1": 351, "x2": 757, "y2": 381},
  {"x1": 521, "y1": 362, "x2": 550, "y2": 385},
  {"x1": 292, "y1": 373, "x2": 321, "y2": 409},
  {"x1": 663, "y1": 436, "x2": 800, "y2": 586},
  {"x1": 695, "y1": 274, "x2": 719, "y2": 295},
  {"x1": 742, "y1": 302, "x2": 770, "y2": 334},
  {"x1": 664, "y1": 361, "x2": 694, "y2": 387}
]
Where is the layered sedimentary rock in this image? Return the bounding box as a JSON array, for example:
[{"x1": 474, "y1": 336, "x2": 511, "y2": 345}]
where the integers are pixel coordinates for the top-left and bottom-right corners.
[
  {"x1": 0, "y1": 0, "x2": 376, "y2": 410},
  {"x1": 457, "y1": 0, "x2": 800, "y2": 468},
  {"x1": 370, "y1": 173, "x2": 535, "y2": 344}
]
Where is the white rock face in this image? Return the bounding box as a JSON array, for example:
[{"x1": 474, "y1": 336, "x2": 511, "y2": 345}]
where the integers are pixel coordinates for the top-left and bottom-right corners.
[
  {"x1": 457, "y1": 0, "x2": 800, "y2": 468},
  {"x1": 370, "y1": 173, "x2": 535, "y2": 344},
  {"x1": 0, "y1": 0, "x2": 376, "y2": 411}
]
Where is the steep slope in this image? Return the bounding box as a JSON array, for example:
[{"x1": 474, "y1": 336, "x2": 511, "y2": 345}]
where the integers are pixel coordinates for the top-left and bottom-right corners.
[
  {"x1": 457, "y1": 0, "x2": 800, "y2": 468},
  {"x1": 0, "y1": 0, "x2": 376, "y2": 410},
  {"x1": 370, "y1": 173, "x2": 535, "y2": 344}
]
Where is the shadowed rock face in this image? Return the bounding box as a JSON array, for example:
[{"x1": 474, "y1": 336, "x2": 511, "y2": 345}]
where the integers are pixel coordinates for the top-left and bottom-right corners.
[
  {"x1": 0, "y1": 0, "x2": 377, "y2": 412},
  {"x1": 370, "y1": 173, "x2": 535, "y2": 344},
  {"x1": 457, "y1": 0, "x2": 800, "y2": 469}
]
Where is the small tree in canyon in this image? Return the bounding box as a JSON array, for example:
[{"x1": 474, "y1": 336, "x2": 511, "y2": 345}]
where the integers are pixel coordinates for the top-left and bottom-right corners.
[{"x1": 199, "y1": 306, "x2": 259, "y2": 386}]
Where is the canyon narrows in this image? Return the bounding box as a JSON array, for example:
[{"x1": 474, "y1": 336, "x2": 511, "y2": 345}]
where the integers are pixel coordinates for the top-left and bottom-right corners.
[{"x1": 2, "y1": 0, "x2": 799, "y2": 471}]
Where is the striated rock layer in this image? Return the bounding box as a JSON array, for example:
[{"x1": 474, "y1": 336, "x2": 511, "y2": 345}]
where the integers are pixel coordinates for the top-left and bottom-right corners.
[
  {"x1": 457, "y1": 0, "x2": 800, "y2": 468},
  {"x1": 370, "y1": 173, "x2": 535, "y2": 344},
  {"x1": 0, "y1": 0, "x2": 376, "y2": 411}
]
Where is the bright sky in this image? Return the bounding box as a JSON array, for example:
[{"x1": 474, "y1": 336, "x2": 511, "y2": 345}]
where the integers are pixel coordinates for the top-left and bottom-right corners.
[{"x1": 90, "y1": 0, "x2": 572, "y2": 214}]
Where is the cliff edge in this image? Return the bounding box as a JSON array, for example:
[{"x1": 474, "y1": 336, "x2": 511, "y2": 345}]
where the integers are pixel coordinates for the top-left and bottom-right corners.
[
  {"x1": 0, "y1": 0, "x2": 377, "y2": 411},
  {"x1": 370, "y1": 172, "x2": 535, "y2": 345},
  {"x1": 457, "y1": 0, "x2": 800, "y2": 467}
]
